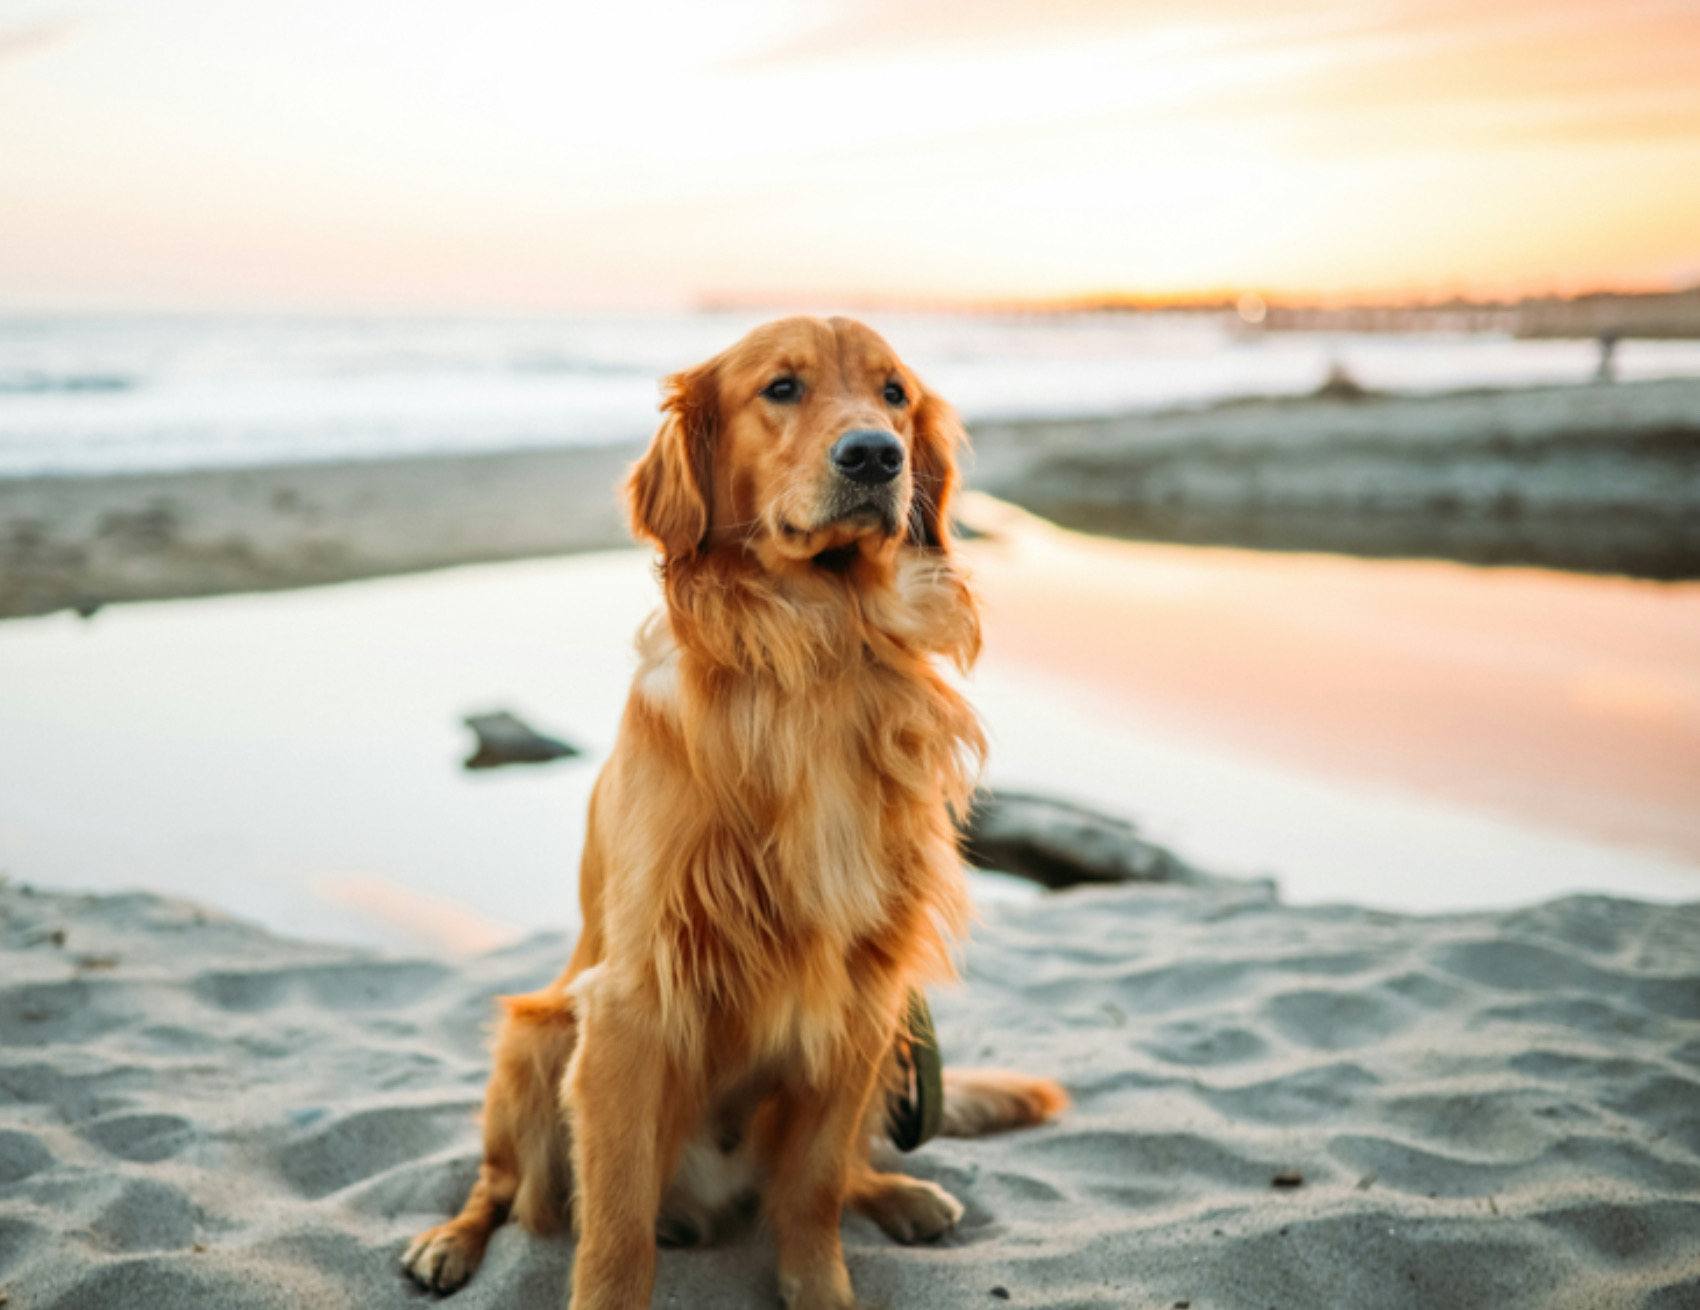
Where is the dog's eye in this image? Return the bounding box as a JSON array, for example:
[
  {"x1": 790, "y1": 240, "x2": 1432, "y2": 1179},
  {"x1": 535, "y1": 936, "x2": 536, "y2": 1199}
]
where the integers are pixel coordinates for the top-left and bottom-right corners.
[
  {"x1": 884, "y1": 381, "x2": 908, "y2": 406},
  {"x1": 762, "y1": 376, "x2": 800, "y2": 403}
]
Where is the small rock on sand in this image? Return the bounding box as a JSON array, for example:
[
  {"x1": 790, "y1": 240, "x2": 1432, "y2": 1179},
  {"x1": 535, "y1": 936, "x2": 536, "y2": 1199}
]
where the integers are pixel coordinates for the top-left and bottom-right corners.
[{"x1": 461, "y1": 710, "x2": 581, "y2": 771}]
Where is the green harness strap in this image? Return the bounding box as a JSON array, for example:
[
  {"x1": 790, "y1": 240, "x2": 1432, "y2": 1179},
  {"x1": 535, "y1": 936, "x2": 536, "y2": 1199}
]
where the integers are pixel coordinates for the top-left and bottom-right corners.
[{"x1": 886, "y1": 988, "x2": 944, "y2": 1153}]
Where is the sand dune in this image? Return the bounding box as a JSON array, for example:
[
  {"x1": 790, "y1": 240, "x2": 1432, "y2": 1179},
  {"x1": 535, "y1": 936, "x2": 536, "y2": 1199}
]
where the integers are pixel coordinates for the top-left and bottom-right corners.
[{"x1": 3, "y1": 878, "x2": 1696, "y2": 1309}]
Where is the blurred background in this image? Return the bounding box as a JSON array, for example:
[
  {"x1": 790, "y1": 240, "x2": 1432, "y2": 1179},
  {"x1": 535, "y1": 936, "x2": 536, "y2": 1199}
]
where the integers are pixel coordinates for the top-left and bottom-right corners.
[{"x1": 2, "y1": 0, "x2": 1697, "y2": 953}]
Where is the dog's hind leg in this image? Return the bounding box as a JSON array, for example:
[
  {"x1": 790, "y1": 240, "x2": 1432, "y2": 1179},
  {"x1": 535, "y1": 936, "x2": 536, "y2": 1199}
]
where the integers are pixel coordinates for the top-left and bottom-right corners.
[
  {"x1": 847, "y1": 1163, "x2": 964, "y2": 1244},
  {"x1": 402, "y1": 986, "x2": 579, "y2": 1294},
  {"x1": 402, "y1": 1156, "x2": 519, "y2": 1294},
  {"x1": 937, "y1": 1068, "x2": 1068, "y2": 1138},
  {"x1": 846, "y1": 1067, "x2": 1064, "y2": 1248}
]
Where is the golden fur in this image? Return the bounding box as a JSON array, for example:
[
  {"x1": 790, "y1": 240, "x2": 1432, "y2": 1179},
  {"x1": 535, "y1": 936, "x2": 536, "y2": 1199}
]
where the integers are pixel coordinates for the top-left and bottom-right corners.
[{"x1": 402, "y1": 316, "x2": 1066, "y2": 1310}]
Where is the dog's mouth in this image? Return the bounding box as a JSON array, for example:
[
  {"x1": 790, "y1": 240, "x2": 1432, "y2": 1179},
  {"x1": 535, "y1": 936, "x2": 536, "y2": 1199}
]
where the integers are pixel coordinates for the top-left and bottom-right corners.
[
  {"x1": 777, "y1": 498, "x2": 902, "y2": 565},
  {"x1": 810, "y1": 542, "x2": 861, "y2": 573},
  {"x1": 770, "y1": 476, "x2": 909, "y2": 565},
  {"x1": 829, "y1": 501, "x2": 900, "y2": 537},
  {"x1": 782, "y1": 501, "x2": 899, "y2": 540}
]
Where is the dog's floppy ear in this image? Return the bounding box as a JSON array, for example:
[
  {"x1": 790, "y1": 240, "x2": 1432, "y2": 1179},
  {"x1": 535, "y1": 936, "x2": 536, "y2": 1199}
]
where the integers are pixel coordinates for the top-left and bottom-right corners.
[
  {"x1": 908, "y1": 383, "x2": 965, "y2": 550},
  {"x1": 627, "y1": 362, "x2": 717, "y2": 560}
]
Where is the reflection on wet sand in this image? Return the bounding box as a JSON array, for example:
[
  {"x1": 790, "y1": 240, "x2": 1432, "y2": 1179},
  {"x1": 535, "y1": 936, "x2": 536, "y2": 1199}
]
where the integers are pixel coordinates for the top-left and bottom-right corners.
[{"x1": 963, "y1": 495, "x2": 1700, "y2": 864}]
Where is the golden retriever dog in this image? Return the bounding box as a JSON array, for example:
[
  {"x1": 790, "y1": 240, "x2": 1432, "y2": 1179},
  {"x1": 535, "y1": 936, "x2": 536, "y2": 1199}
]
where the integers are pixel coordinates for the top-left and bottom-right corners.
[{"x1": 402, "y1": 316, "x2": 1067, "y2": 1309}]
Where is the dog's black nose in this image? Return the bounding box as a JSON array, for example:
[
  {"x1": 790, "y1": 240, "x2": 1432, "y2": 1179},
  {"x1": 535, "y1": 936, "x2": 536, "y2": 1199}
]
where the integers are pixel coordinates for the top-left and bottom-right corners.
[{"x1": 830, "y1": 430, "x2": 905, "y2": 485}]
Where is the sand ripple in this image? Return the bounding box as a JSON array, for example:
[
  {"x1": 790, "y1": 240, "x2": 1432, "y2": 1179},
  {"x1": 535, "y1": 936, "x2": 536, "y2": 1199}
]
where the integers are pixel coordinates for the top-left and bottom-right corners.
[{"x1": 2, "y1": 879, "x2": 1697, "y2": 1308}]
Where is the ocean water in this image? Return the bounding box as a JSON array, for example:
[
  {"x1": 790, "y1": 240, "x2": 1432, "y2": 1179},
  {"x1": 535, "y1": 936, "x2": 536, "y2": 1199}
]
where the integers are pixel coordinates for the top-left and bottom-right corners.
[{"x1": 4, "y1": 312, "x2": 1700, "y2": 478}]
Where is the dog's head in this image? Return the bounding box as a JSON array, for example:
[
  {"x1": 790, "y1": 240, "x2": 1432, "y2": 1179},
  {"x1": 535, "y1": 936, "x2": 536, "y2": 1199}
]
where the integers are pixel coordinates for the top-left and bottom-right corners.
[{"x1": 627, "y1": 316, "x2": 964, "y2": 571}]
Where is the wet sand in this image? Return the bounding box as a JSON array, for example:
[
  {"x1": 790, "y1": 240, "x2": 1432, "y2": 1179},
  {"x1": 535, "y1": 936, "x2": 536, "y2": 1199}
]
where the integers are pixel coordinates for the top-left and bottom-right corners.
[
  {"x1": 966, "y1": 377, "x2": 1700, "y2": 580},
  {"x1": 1, "y1": 526, "x2": 1695, "y2": 963},
  {"x1": 0, "y1": 443, "x2": 640, "y2": 619}
]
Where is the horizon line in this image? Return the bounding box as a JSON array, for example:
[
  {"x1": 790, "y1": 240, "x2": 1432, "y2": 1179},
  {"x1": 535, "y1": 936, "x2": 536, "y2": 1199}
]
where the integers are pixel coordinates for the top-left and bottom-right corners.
[{"x1": 4, "y1": 281, "x2": 1699, "y2": 321}]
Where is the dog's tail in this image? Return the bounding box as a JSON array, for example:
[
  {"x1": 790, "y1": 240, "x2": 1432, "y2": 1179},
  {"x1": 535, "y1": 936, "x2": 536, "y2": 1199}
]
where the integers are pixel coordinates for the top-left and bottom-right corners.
[{"x1": 937, "y1": 1069, "x2": 1069, "y2": 1138}]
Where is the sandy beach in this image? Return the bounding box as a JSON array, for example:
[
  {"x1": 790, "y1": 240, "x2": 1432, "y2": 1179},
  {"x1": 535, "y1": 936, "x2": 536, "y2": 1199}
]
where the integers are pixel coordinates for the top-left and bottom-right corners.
[
  {"x1": 3, "y1": 503, "x2": 1697, "y2": 1309},
  {"x1": 3, "y1": 875, "x2": 1697, "y2": 1309},
  {"x1": 4, "y1": 383, "x2": 1699, "y2": 1309},
  {"x1": 9, "y1": 0, "x2": 1700, "y2": 1301}
]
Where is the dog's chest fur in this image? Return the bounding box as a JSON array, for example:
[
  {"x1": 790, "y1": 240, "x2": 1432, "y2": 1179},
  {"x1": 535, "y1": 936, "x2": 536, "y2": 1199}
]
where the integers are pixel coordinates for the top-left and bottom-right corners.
[{"x1": 626, "y1": 556, "x2": 978, "y2": 1075}]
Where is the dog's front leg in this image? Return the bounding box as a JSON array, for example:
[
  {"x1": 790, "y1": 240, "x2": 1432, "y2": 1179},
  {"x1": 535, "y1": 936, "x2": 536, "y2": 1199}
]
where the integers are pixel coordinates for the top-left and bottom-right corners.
[
  {"x1": 766, "y1": 1047, "x2": 888, "y2": 1310},
  {"x1": 564, "y1": 981, "x2": 694, "y2": 1310}
]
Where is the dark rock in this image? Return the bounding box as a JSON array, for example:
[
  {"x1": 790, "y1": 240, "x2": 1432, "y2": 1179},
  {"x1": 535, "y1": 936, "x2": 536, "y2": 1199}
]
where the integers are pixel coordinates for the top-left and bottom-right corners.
[
  {"x1": 1313, "y1": 362, "x2": 1370, "y2": 400},
  {"x1": 461, "y1": 712, "x2": 581, "y2": 771},
  {"x1": 957, "y1": 790, "x2": 1202, "y2": 890}
]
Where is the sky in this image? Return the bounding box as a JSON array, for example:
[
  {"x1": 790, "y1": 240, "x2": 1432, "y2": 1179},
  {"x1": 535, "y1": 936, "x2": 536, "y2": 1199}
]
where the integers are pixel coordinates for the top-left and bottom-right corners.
[{"x1": 1, "y1": 0, "x2": 1697, "y2": 311}]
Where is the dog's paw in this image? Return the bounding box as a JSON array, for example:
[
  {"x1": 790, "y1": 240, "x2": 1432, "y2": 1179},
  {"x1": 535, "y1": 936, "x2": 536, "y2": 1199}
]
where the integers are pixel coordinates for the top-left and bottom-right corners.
[
  {"x1": 655, "y1": 1210, "x2": 705, "y2": 1249},
  {"x1": 401, "y1": 1224, "x2": 484, "y2": 1295},
  {"x1": 861, "y1": 1175, "x2": 964, "y2": 1245},
  {"x1": 778, "y1": 1270, "x2": 862, "y2": 1310}
]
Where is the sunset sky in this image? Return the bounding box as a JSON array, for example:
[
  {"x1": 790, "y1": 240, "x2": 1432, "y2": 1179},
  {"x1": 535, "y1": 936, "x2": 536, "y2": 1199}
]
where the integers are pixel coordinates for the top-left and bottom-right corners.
[{"x1": 2, "y1": 0, "x2": 1697, "y2": 311}]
